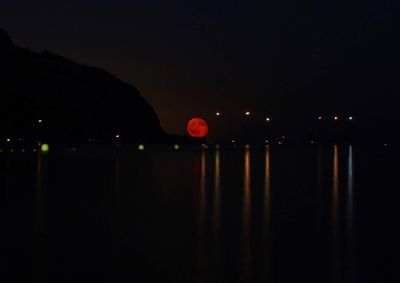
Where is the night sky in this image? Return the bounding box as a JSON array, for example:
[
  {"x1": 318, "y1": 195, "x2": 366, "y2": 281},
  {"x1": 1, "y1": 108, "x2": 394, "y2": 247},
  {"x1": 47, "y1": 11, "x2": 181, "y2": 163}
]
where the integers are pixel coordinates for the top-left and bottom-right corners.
[{"x1": 1, "y1": 0, "x2": 399, "y2": 134}]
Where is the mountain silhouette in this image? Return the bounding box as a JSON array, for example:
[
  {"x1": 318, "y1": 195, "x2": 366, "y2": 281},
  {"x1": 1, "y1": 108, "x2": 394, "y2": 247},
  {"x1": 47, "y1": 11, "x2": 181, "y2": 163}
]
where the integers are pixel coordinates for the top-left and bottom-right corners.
[{"x1": 0, "y1": 28, "x2": 196, "y2": 144}]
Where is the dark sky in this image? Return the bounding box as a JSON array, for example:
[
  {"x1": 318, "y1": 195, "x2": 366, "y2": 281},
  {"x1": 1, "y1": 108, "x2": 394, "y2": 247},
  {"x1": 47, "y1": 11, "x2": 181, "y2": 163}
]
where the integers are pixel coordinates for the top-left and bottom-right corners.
[{"x1": 1, "y1": 0, "x2": 399, "y2": 134}]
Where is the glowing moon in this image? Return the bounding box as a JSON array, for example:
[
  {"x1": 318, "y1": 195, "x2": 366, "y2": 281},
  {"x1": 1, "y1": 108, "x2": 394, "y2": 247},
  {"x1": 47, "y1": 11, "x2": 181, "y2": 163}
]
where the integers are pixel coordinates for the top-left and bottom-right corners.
[{"x1": 187, "y1": 118, "x2": 208, "y2": 138}]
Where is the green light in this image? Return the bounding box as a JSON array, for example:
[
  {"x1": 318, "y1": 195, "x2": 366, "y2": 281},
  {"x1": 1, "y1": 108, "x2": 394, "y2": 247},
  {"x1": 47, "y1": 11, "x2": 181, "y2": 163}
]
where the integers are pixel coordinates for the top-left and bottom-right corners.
[
  {"x1": 138, "y1": 144, "x2": 145, "y2": 151},
  {"x1": 174, "y1": 144, "x2": 180, "y2": 150},
  {"x1": 41, "y1": 144, "x2": 50, "y2": 153}
]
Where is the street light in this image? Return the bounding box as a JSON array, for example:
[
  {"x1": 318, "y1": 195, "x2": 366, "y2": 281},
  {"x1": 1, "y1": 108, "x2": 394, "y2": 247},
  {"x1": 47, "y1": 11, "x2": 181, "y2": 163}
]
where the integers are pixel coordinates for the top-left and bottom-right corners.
[
  {"x1": 349, "y1": 116, "x2": 353, "y2": 120},
  {"x1": 245, "y1": 111, "x2": 250, "y2": 116},
  {"x1": 318, "y1": 116, "x2": 322, "y2": 120},
  {"x1": 334, "y1": 116, "x2": 338, "y2": 121},
  {"x1": 216, "y1": 112, "x2": 221, "y2": 116},
  {"x1": 266, "y1": 117, "x2": 271, "y2": 122}
]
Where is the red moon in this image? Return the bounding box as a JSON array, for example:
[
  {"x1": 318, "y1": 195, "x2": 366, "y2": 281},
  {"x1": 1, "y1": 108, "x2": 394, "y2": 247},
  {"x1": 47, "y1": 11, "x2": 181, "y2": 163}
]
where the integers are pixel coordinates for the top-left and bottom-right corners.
[{"x1": 187, "y1": 118, "x2": 208, "y2": 138}]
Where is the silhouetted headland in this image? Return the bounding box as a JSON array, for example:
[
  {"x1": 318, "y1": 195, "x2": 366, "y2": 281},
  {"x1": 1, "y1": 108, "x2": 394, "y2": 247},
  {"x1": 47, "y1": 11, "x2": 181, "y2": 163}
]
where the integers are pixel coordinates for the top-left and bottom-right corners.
[{"x1": 0, "y1": 28, "x2": 201, "y2": 145}]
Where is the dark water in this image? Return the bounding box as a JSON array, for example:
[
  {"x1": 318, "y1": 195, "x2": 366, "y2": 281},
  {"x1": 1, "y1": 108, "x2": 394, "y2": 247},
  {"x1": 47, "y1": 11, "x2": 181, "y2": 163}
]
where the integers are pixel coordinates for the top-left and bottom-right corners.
[{"x1": 1, "y1": 145, "x2": 398, "y2": 282}]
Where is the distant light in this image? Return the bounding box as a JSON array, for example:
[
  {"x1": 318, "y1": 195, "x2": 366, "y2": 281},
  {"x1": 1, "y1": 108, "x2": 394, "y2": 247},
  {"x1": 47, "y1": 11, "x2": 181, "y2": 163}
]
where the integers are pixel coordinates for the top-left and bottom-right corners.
[
  {"x1": 115, "y1": 134, "x2": 120, "y2": 138},
  {"x1": 215, "y1": 144, "x2": 220, "y2": 149},
  {"x1": 41, "y1": 144, "x2": 50, "y2": 153},
  {"x1": 21, "y1": 149, "x2": 25, "y2": 152},
  {"x1": 231, "y1": 140, "x2": 236, "y2": 143},
  {"x1": 266, "y1": 117, "x2": 271, "y2": 122},
  {"x1": 282, "y1": 136, "x2": 286, "y2": 139},
  {"x1": 278, "y1": 141, "x2": 283, "y2": 145},
  {"x1": 310, "y1": 141, "x2": 314, "y2": 144},
  {"x1": 349, "y1": 116, "x2": 353, "y2": 120},
  {"x1": 384, "y1": 143, "x2": 388, "y2": 147},
  {"x1": 174, "y1": 144, "x2": 180, "y2": 150},
  {"x1": 216, "y1": 112, "x2": 221, "y2": 116},
  {"x1": 38, "y1": 119, "x2": 43, "y2": 123},
  {"x1": 10, "y1": 149, "x2": 14, "y2": 153},
  {"x1": 33, "y1": 149, "x2": 37, "y2": 152},
  {"x1": 201, "y1": 144, "x2": 208, "y2": 149},
  {"x1": 6, "y1": 138, "x2": 10, "y2": 143},
  {"x1": 245, "y1": 111, "x2": 250, "y2": 116},
  {"x1": 318, "y1": 116, "x2": 322, "y2": 120},
  {"x1": 334, "y1": 116, "x2": 338, "y2": 120},
  {"x1": 138, "y1": 144, "x2": 145, "y2": 151},
  {"x1": 265, "y1": 140, "x2": 269, "y2": 143}
]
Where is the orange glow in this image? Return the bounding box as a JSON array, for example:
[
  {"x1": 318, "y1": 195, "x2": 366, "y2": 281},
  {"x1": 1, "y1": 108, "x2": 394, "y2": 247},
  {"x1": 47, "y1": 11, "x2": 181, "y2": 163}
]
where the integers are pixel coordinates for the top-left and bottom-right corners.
[{"x1": 187, "y1": 118, "x2": 208, "y2": 138}]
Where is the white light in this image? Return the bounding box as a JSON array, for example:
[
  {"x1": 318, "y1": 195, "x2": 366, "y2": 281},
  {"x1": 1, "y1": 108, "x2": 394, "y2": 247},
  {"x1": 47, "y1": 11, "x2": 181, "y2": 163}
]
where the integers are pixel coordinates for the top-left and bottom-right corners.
[
  {"x1": 266, "y1": 117, "x2": 270, "y2": 122},
  {"x1": 38, "y1": 119, "x2": 43, "y2": 123},
  {"x1": 231, "y1": 140, "x2": 236, "y2": 143},
  {"x1": 6, "y1": 138, "x2": 10, "y2": 142},
  {"x1": 318, "y1": 116, "x2": 322, "y2": 120},
  {"x1": 216, "y1": 112, "x2": 220, "y2": 116},
  {"x1": 265, "y1": 140, "x2": 269, "y2": 143},
  {"x1": 115, "y1": 134, "x2": 120, "y2": 138},
  {"x1": 245, "y1": 111, "x2": 250, "y2": 116},
  {"x1": 334, "y1": 116, "x2": 338, "y2": 120},
  {"x1": 201, "y1": 144, "x2": 208, "y2": 149},
  {"x1": 310, "y1": 141, "x2": 314, "y2": 144},
  {"x1": 349, "y1": 116, "x2": 353, "y2": 120}
]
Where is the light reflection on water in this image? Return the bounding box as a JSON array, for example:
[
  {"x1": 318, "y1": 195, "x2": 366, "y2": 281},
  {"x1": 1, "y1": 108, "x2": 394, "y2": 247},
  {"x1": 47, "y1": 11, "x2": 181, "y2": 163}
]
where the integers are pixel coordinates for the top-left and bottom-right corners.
[
  {"x1": 213, "y1": 148, "x2": 221, "y2": 236},
  {"x1": 212, "y1": 148, "x2": 221, "y2": 280},
  {"x1": 35, "y1": 152, "x2": 45, "y2": 282},
  {"x1": 331, "y1": 145, "x2": 341, "y2": 282},
  {"x1": 112, "y1": 152, "x2": 120, "y2": 254},
  {"x1": 263, "y1": 145, "x2": 272, "y2": 282},
  {"x1": 346, "y1": 146, "x2": 355, "y2": 282},
  {"x1": 194, "y1": 150, "x2": 207, "y2": 282},
  {"x1": 264, "y1": 145, "x2": 271, "y2": 222},
  {"x1": 3, "y1": 145, "x2": 389, "y2": 283},
  {"x1": 242, "y1": 147, "x2": 252, "y2": 282}
]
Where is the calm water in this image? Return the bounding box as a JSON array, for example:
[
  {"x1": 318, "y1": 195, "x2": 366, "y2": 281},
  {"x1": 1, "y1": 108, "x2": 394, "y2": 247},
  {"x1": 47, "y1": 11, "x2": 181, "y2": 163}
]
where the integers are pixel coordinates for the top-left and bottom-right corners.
[{"x1": 1, "y1": 145, "x2": 398, "y2": 282}]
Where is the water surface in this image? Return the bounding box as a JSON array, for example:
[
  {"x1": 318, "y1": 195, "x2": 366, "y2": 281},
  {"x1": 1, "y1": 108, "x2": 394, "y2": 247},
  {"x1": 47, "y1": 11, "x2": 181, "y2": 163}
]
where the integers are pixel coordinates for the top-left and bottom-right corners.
[{"x1": 1, "y1": 145, "x2": 398, "y2": 282}]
